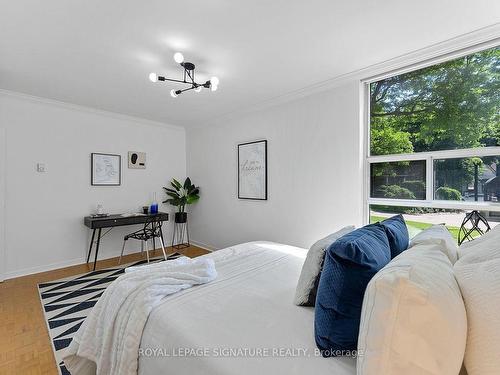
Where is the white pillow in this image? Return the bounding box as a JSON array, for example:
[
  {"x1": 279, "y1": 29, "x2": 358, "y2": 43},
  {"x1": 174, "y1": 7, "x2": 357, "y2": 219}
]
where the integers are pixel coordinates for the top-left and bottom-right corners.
[
  {"x1": 357, "y1": 243, "x2": 467, "y2": 375},
  {"x1": 454, "y1": 256, "x2": 500, "y2": 374},
  {"x1": 410, "y1": 224, "x2": 458, "y2": 263},
  {"x1": 293, "y1": 225, "x2": 354, "y2": 306},
  {"x1": 458, "y1": 224, "x2": 500, "y2": 261}
]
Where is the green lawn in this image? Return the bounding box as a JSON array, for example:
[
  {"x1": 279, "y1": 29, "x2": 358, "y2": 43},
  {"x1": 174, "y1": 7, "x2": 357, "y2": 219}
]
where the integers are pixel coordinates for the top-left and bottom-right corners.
[{"x1": 370, "y1": 215, "x2": 460, "y2": 240}]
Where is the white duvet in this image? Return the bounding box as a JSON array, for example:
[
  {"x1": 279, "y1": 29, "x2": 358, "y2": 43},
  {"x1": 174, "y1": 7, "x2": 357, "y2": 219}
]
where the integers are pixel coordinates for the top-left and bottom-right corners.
[
  {"x1": 63, "y1": 256, "x2": 217, "y2": 375},
  {"x1": 139, "y1": 241, "x2": 356, "y2": 375}
]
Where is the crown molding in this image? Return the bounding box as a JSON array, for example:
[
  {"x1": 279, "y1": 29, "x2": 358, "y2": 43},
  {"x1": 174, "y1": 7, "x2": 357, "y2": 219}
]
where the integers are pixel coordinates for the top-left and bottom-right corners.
[
  {"x1": 0, "y1": 89, "x2": 185, "y2": 132},
  {"x1": 204, "y1": 23, "x2": 500, "y2": 127},
  {"x1": 2, "y1": 23, "x2": 498, "y2": 130}
]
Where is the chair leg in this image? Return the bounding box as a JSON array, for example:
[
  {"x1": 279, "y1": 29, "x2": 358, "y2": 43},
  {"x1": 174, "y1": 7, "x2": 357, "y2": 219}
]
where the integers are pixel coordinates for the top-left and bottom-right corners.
[
  {"x1": 159, "y1": 236, "x2": 167, "y2": 261},
  {"x1": 145, "y1": 240, "x2": 150, "y2": 263},
  {"x1": 141, "y1": 240, "x2": 144, "y2": 256},
  {"x1": 119, "y1": 239, "x2": 127, "y2": 265}
]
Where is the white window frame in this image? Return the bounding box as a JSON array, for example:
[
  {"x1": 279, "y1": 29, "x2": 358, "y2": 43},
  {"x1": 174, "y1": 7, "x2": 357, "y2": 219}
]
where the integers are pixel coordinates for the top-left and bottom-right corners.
[{"x1": 362, "y1": 41, "x2": 500, "y2": 223}]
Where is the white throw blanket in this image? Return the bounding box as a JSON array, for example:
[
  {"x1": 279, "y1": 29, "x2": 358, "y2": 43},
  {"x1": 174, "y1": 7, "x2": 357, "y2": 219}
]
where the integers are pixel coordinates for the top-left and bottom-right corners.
[{"x1": 63, "y1": 256, "x2": 217, "y2": 375}]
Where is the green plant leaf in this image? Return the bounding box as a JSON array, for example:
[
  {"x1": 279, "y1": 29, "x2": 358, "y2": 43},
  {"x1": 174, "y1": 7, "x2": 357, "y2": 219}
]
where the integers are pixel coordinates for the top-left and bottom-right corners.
[
  {"x1": 171, "y1": 178, "x2": 182, "y2": 190},
  {"x1": 166, "y1": 191, "x2": 180, "y2": 199},
  {"x1": 165, "y1": 177, "x2": 200, "y2": 208},
  {"x1": 186, "y1": 195, "x2": 200, "y2": 204},
  {"x1": 163, "y1": 187, "x2": 178, "y2": 194}
]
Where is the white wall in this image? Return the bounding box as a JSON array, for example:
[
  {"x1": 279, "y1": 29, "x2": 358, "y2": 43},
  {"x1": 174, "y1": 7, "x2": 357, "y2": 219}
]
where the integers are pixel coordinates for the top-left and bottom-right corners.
[
  {"x1": 0, "y1": 92, "x2": 186, "y2": 279},
  {"x1": 185, "y1": 27, "x2": 500, "y2": 252},
  {"x1": 0, "y1": 128, "x2": 5, "y2": 281},
  {"x1": 186, "y1": 81, "x2": 364, "y2": 251}
]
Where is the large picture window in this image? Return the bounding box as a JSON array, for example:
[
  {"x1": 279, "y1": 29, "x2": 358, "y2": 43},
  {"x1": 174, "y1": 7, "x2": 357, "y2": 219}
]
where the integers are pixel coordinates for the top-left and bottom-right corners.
[{"x1": 366, "y1": 45, "x2": 500, "y2": 235}]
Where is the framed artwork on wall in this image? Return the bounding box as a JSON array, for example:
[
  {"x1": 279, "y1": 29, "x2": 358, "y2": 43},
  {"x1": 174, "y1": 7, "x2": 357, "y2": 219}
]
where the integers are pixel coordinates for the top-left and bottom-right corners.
[
  {"x1": 91, "y1": 153, "x2": 121, "y2": 186},
  {"x1": 128, "y1": 151, "x2": 146, "y2": 169},
  {"x1": 238, "y1": 140, "x2": 267, "y2": 200}
]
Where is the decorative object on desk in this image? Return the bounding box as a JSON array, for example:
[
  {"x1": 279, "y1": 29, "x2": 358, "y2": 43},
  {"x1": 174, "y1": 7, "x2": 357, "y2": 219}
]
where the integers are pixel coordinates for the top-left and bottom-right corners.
[
  {"x1": 91, "y1": 153, "x2": 121, "y2": 186},
  {"x1": 238, "y1": 140, "x2": 267, "y2": 200},
  {"x1": 163, "y1": 177, "x2": 200, "y2": 249},
  {"x1": 91, "y1": 204, "x2": 109, "y2": 218},
  {"x1": 128, "y1": 151, "x2": 146, "y2": 169},
  {"x1": 150, "y1": 192, "x2": 159, "y2": 214},
  {"x1": 96, "y1": 203, "x2": 104, "y2": 215},
  {"x1": 458, "y1": 210, "x2": 491, "y2": 245}
]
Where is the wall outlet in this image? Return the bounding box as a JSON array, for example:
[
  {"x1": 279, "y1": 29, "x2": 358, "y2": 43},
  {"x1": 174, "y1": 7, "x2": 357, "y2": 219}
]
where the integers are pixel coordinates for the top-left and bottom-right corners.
[{"x1": 36, "y1": 163, "x2": 46, "y2": 173}]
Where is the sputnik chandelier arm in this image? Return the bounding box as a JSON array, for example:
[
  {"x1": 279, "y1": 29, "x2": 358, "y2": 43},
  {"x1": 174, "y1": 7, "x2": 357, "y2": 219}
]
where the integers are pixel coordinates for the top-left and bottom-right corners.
[{"x1": 148, "y1": 52, "x2": 219, "y2": 98}]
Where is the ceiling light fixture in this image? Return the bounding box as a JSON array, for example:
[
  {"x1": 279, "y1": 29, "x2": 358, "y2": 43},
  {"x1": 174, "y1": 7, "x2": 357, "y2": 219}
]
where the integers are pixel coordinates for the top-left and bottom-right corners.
[
  {"x1": 173, "y1": 52, "x2": 184, "y2": 64},
  {"x1": 149, "y1": 52, "x2": 219, "y2": 97},
  {"x1": 148, "y1": 72, "x2": 158, "y2": 83}
]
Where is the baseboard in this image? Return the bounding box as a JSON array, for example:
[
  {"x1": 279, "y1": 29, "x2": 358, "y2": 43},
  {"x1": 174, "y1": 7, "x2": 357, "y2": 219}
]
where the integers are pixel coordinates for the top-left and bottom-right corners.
[
  {"x1": 4, "y1": 244, "x2": 214, "y2": 280},
  {"x1": 4, "y1": 247, "x2": 143, "y2": 280},
  {"x1": 190, "y1": 240, "x2": 218, "y2": 252},
  {"x1": 3, "y1": 257, "x2": 86, "y2": 280}
]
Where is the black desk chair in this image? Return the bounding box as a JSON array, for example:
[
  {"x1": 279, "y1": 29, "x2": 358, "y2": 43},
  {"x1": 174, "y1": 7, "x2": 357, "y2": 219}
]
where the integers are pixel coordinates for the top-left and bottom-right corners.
[{"x1": 119, "y1": 215, "x2": 167, "y2": 264}]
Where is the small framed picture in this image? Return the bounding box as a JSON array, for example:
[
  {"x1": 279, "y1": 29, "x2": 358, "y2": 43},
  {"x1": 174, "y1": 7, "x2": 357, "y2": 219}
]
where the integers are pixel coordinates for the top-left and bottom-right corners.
[
  {"x1": 128, "y1": 151, "x2": 146, "y2": 169},
  {"x1": 238, "y1": 140, "x2": 267, "y2": 200},
  {"x1": 91, "y1": 153, "x2": 121, "y2": 186}
]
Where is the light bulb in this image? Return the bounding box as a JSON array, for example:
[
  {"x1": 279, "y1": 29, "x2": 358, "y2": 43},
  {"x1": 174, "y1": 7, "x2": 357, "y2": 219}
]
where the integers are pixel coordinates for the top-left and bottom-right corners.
[
  {"x1": 149, "y1": 72, "x2": 158, "y2": 83},
  {"x1": 173, "y1": 52, "x2": 184, "y2": 64},
  {"x1": 194, "y1": 86, "x2": 202, "y2": 93},
  {"x1": 210, "y1": 76, "x2": 219, "y2": 86},
  {"x1": 170, "y1": 89, "x2": 178, "y2": 98},
  {"x1": 211, "y1": 84, "x2": 218, "y2": 92}
]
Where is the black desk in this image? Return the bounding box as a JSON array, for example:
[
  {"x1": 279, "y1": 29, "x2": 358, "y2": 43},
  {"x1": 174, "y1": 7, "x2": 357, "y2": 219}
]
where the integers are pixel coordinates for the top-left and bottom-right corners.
[{"x1": 84, "y1": 212, "x2": 169, "y2": 270}]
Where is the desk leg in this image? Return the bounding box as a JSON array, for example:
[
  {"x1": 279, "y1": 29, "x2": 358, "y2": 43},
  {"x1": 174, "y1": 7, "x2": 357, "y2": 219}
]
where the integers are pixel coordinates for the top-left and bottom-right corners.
[
  {"x1": 152, "y1": 222, "x2": 156, "y2": 253},
  {"x1": 93, "y1": 228, "x2": 102, "y2": 271},
  {"x1": 159, "y1": 226, "x2": 165, "y2": 251},
  {"x1": 86, "y1": 229, "x2": 96, "y2": 264}
]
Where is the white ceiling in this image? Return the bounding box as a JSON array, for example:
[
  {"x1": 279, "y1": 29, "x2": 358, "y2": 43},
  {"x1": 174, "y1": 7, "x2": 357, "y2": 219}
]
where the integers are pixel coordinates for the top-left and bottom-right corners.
[{"x1": 1, "y1": 1, "x2": 499, "y2": 127}]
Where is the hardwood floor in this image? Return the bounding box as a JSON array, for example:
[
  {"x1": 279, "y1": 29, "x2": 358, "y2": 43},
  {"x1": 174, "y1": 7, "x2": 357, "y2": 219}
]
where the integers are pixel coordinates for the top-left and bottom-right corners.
[{"x1": 0, "y1": 246, "x2": 208, "y2": 375}]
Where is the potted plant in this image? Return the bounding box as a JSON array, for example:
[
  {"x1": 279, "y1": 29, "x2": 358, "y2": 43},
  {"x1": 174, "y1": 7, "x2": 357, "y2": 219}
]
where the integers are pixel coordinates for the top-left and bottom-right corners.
[{"x1": 163, "y1": 177, "x2": 200, "y2": 223}]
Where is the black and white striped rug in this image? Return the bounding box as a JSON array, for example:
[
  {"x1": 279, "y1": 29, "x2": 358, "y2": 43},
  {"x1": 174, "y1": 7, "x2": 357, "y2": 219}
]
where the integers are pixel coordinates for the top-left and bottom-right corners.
[{"x1": 37, "y1": 253, "x2": 181, "y2": 375}]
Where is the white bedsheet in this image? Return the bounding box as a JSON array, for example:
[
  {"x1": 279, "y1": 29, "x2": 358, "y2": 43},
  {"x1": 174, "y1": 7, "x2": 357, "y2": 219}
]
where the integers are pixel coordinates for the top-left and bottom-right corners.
[{"x1": 139, "y1": 241, "x2": 356, "y2": 375}]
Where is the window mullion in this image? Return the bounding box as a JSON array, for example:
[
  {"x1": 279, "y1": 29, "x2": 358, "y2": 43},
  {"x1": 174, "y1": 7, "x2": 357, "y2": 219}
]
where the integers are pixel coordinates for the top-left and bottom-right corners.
[
  {"x1": 367, "y1": 146, "x2": 500, "y2": 164},
  {"x1": 426, "y1": 157, "x2": 433, "y2": 201}
]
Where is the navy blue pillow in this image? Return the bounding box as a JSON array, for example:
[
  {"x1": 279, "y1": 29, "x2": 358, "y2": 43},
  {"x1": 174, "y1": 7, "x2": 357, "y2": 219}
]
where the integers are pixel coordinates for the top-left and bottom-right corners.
[
  {"x1": 380, "y1": 214, "x2": 409, "y2": 258},
  {"x1": 314, "y1": 223, "x2": 391, "y2": 357}
]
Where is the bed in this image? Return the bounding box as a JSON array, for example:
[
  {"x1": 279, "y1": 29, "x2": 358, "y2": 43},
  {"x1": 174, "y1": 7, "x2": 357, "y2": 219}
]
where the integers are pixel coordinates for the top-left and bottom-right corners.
[{"x1": 138, "y1": 241, "x2": 356, "y2": 375}]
